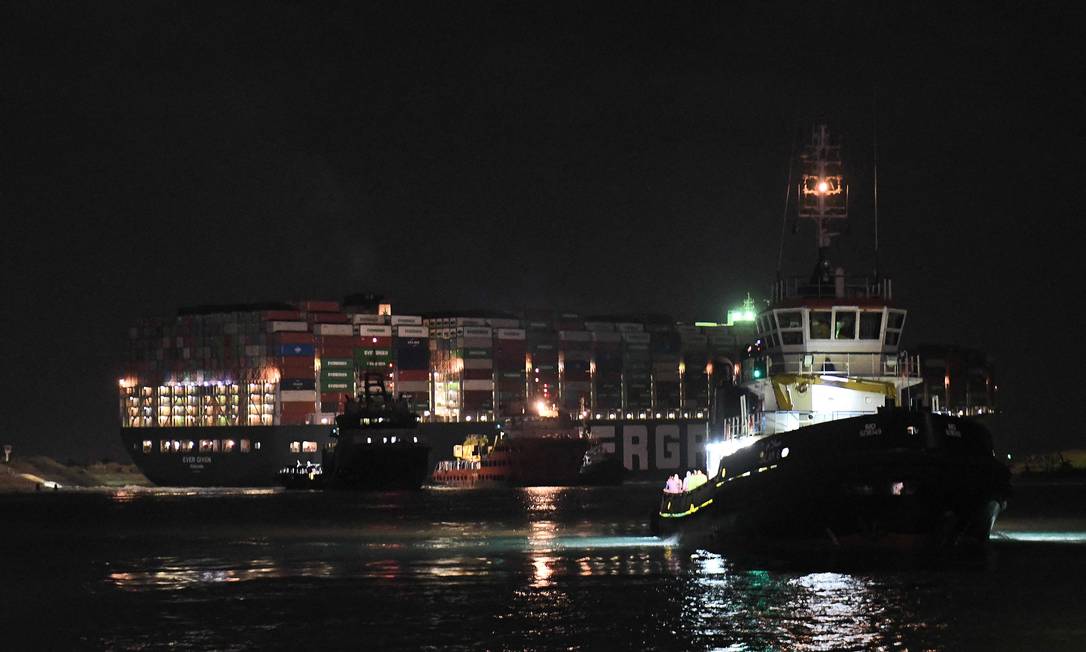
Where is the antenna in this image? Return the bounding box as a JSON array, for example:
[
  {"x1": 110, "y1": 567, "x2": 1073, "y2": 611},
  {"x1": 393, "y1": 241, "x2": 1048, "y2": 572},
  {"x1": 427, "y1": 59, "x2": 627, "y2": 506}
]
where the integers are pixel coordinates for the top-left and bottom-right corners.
[
  {"x1": 873, "y1": 88, "x2": 880, "y2": 279},
  {"x1": 776, "y1": 127, "x2": 797, "y2": 278},
  {"x1": 797, "y1": 124, "x2": 848, "y2": 273}
]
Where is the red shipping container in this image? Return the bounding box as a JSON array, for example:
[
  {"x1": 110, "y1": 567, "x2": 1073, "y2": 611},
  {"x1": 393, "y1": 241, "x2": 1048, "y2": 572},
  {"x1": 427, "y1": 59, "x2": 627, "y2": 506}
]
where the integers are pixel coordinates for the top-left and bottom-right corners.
[
  {"x1": 309, "y1": 312, "x2": 349, "y2": 324},
  {"x1": 303, "y1": 300, "x2": 341, "y2": 313},
  {"x1": 274, "y1": 332, "x2": 316, "y2": 344},
  {"x1": 318, "y1": 347, "x2": 354, "y2": 358},
  {"x1": 263, "y1": 310, "x2": 305, "y2": 321},
  {"x1": 320, "y1": 392, "x2": 348, "y2": 402},
  {"x1": 278, "y1": 357, "x2": 315, "y2": 376},
  {"x1": 397, "y1": 370, "x2": 429, "y2": 382},
  {"x1": 463, "y1": 368, "x2": 493, "y2": 381},
  {"x1": 317, "y1": 335, "x2": 355, "y2": 347}
]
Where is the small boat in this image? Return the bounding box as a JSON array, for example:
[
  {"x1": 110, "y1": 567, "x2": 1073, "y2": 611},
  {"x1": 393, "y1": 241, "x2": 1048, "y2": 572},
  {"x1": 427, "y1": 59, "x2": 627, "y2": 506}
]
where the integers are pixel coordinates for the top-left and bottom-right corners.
[
  {"x1": 432, "y1": 411, "x2": 592, "y2": 487},
  {"x1": 577, "y1": 443, "x2": 625, "y2": 485},
  {"x1": 276, "y1": 462, "x2": 325, "y2": 490}
]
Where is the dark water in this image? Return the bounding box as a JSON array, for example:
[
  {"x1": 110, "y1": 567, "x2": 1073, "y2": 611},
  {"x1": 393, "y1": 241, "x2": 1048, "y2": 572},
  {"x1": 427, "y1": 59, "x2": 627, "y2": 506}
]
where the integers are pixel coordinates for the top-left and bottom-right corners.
[{"x1": 3, "y1": 482, "x2": 1085, "y2": 651}]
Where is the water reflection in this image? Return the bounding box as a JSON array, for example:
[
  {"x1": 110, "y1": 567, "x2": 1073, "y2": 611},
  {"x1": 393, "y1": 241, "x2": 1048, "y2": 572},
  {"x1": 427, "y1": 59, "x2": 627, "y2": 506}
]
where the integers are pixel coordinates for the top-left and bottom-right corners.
[{"x1": 677, "y1": 550, "x2": 929, "y2": 650}]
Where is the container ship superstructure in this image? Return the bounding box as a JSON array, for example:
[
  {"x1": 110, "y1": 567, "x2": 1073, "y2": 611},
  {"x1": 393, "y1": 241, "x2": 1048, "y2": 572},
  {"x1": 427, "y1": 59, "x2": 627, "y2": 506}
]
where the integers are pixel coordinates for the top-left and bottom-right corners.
[{"x1": 119, "y1": 296, "x2": 758, "y2": 485}]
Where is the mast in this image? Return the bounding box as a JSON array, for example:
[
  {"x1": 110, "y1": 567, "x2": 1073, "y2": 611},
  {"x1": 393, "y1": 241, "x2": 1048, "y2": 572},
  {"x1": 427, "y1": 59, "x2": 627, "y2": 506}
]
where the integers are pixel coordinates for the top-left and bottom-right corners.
[{"x1": 797, "y1": 125, "x2": 848, "y2": 283}]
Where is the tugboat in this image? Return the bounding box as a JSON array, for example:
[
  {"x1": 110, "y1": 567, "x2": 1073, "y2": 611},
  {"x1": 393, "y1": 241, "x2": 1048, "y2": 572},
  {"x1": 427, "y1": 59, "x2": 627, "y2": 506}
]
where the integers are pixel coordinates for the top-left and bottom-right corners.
[
  {"x1": 279, "y1": 373, "x2": 430, "y2": 490},
  {"x1": 431, "y1": 408, "x2": 592, "y2": 487},
  {"x1": 577, "y1": 442, "x2": 626, "y2": 485},
  {"x1": 652, "y1": 125, "x2": 1011, "y2": 550}
]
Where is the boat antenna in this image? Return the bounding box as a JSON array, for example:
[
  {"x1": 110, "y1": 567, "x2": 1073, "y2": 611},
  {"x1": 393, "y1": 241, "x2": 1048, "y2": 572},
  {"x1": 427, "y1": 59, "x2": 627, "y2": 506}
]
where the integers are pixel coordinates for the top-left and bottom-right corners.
[
  {"x1": 873, "y1": 87, "x2": 880, "y2": 280},
  {"x1": 776, "y1": 126, "x2": 798, "y2": 279}
]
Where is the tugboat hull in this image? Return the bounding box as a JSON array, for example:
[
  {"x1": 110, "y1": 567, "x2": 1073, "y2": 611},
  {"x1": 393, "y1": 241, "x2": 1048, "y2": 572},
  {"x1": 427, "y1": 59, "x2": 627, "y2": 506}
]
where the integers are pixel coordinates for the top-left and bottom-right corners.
[{"x1": 653, "y1": 411, "x2": 1011, "y2": 551}]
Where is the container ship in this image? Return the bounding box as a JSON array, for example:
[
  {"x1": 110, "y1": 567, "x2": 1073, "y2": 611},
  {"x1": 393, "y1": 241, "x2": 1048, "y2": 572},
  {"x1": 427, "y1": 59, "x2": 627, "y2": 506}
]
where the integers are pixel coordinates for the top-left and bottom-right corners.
[{"x1": 119, "y1": 295, "x2": 759, "y2": 486}]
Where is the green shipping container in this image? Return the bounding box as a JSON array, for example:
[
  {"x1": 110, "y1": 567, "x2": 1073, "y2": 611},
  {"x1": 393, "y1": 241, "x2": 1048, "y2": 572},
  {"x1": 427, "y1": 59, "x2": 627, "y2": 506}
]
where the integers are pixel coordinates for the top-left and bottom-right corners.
[
  {"x1": 321, "y1": 369, "x2": 353, "y2": 381},
  {"x1": 322, "y1": 381, "x2": 355, "y2": 392},
  {"x1": 321, "y1": 357, "x2": 354, "y2": 369}
]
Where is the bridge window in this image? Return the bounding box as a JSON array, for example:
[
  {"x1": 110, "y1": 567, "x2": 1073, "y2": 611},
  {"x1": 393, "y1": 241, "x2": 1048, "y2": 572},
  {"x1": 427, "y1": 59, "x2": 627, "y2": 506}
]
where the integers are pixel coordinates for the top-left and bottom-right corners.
[
  {"x1": 181, "y1": 440, "x2": 195, "y2": 452},
  {"x1": 142, "y1": 440, "x2": 152, "y2": 454},
  {"x1": 302, "y1": 441, "x2": 318, "y2": 453},
  {"x1": 776, "y1": 311, "x2": 802, "y2": 329},
  {"x1": 859, "y1": 312, "x2": 883, "y2": 339},
  {"x1": 834, "y1": 310, "x2": 857, "y2": 340},
  {"x1": 223, "y1": 439, "x2": 236, "y2": 453},
  {"x1": 888, "y1": 311, "x2": 906, "y2": 330},
  {"x1": 199, "y1": 440, "x2": 215, "y2": 453},
  {"x1": 290, "y1": 441, "x2": 301, "y2": 453},
  {"x1": 781, "y1": 331, "x2": 804, "y2": 345},
  {"x1": 240, "y1": 439, "x2": 251, "y2": 453},
  {"x1": 809, "y1": 311, "x2": 831, "y2": 340}
]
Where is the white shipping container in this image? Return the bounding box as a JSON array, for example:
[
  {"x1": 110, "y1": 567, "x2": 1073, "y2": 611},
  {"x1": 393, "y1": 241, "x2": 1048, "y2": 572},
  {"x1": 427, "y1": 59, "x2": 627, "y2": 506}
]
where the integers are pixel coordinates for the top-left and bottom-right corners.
[
  {"x1": 497, "y1": 328, "x2": 526, "y2": 340},
  {"x1": 487, "y1": 318, "x2": 521, "y2": 328},
  {"x1": 314, "y1": 323, "x2": 354, "y2": 336},
  {"x1": 396, "y1": 381, "x2": 429, "y2": 392},
  {"x1": 462, "y1": 380, "x2": 494, "y2": 391},
  {"x1": 396, "y1": 326, "x2": 429, "y2": 337},
  {"x1": 358, "y1": 325, "x2": 393, "y2": 336},
  {"x1": 280, "y1": 390, "x2": 317, "y2": 402},
  {"x1": 592, "y1": 332, "x2": 622, "y2": 343},
  {"x1": 463, "y1": 358, "x2": 493, "y2": 369},
  {"x1": 584, "y1": 321, "x2": 615, "y2": 332},
  {"x1": 455, "y1": 318, "x2": 488, "y2": 327},
  {"x1": 616, "y1": 323, "x2": 645, "y2": 333},
  {"x1": 351, "y1": 314, "x2": 388, "y2": 325},
  {"x1": 390, "y1": 315, "x2": 423, "y2": 325},
  {"x1": 460, "y1": 326, "x2": 493, "y2": 338},
  {"x1": 268, "y1": 321, "x2": 309, "y2": 333},
  {"x1": 622, "y1": 332, "x2": 651, "y2": 344}
]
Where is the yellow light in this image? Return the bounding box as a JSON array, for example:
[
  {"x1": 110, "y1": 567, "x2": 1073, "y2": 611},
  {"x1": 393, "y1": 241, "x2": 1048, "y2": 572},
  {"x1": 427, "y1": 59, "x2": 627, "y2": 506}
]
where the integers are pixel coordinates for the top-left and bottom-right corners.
[{"x1": 817, "y1": 180, "x2": 829, "y2": 193}]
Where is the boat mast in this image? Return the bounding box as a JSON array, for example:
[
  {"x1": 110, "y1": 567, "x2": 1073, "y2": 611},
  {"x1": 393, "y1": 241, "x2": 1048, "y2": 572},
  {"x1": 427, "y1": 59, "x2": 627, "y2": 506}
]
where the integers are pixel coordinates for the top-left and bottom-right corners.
[{"x1": 797, "y1": 125, "x2": 848, "y2": 283}]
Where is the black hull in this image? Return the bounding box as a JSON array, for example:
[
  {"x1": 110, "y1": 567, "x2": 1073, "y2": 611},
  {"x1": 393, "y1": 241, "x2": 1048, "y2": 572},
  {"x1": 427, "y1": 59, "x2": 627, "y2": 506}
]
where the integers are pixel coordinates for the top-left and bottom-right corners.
[
  {"x1": 121, "y1": 425, "x2": 332, "y2": 487},
  {"x1": 653, "y1": 411, "x2": 1011, "y2": 551},
  {"x1": 325, "y1": 443, "x2": 430, "y2": 490},
  {"x1": 577, "y1": 458, "x2": 626, "y2": 486}
]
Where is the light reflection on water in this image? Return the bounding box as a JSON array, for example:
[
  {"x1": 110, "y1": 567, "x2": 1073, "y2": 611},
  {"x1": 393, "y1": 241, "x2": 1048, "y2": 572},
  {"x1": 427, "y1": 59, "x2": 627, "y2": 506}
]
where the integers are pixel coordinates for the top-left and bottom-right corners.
[{"x1": 5, "y1": 483, "x2": 1086, "y2": 650}]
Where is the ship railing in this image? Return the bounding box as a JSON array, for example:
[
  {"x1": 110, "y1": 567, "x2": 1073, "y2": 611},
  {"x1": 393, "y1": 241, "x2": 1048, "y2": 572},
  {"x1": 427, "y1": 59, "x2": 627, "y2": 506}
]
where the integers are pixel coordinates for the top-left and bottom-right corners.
[
  {"x1": 760, "y1": 409, "x2": 877, "y2": 434},
  {"x1": 759, "y1": 351, "x2": 920, "y2": 379},
  {"x1": 773, "y1": 275, "x2": 892, "y2": 302},
  {"x1": 435, "y1": 459, "x2": 480, "y2": 472}
]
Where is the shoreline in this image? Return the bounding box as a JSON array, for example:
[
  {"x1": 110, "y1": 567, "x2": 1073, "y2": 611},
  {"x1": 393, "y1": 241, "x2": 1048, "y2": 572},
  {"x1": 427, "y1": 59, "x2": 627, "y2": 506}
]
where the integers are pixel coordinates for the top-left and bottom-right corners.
[{"x1": 1, "y1": 456, "x2": 150, "y2": 493}]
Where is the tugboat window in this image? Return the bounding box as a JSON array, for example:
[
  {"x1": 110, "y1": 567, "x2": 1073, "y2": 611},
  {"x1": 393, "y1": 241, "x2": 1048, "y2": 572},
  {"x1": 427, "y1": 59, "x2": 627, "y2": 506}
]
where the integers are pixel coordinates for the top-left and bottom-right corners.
[
  {"x1": 834, "y1": 310, "x2": 857, "y2": 340},
  {"x1": 809, "y1": 311, "x2": 831, "y2": 340},
  {"x1": 859, "y1": 312, "x2": 883, "y2": 339},
  {"x1": 289, "y1": 441, "x2": 301, "y2": 453},
  {"x1": 142, "y1": 440, "x2": 153, "y2": 454},
  {"x1": 240, "y1": 439, "x2": 250, "y2": 453},
  {"x1": 302, "y1": 441, "x2": 318, "y2": 453},
  {"x1": 776, "y1": 311, "x2": 802, "y2": 329}
]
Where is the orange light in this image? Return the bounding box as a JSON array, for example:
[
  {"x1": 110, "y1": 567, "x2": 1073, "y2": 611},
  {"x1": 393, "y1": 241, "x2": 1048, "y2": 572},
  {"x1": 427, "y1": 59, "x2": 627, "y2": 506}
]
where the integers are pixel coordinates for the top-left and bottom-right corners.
[{"x1": 817, "y1": 181, "x2": 829, "y2": 193}]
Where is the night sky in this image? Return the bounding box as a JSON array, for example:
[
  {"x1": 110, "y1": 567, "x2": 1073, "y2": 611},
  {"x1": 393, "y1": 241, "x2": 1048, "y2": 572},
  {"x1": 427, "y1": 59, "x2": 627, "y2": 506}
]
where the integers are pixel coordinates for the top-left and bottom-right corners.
[{"x1": 4, "y1": 2, "x2": 1083, "y2": 462}]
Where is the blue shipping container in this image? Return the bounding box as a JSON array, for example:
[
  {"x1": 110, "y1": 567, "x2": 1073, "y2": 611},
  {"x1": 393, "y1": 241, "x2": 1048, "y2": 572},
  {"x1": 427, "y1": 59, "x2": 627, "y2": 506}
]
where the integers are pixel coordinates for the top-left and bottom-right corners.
[{"x1": 278, "y1": 344, "x2": 315, "y2": 357}]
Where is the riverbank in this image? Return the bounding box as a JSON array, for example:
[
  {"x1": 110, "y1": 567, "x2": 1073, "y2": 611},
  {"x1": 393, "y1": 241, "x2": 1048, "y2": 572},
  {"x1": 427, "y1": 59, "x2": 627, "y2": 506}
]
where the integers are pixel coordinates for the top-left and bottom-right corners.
[{"x1": 0, "y1": 457, "x2": 149, "y2": 492}]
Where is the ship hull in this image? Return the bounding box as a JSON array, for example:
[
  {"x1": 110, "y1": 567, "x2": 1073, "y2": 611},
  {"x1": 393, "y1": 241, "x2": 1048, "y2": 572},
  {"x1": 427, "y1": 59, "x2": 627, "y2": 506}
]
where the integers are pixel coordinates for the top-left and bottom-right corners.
[
  {"x1": 121, "y1": 418, "x2": 715, "y2": 487},
  {"x1": 121, "y1": 425, "x2": 332, "y2": 487},
  {"x1": 653, "y1": 411, "x2": 1011, "y2": 551}
]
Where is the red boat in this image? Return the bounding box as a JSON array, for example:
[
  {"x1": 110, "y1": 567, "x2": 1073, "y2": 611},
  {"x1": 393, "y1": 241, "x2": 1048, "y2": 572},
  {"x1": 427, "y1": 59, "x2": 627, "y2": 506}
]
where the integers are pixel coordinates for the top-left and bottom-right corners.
[{"x1": 432, "y1": 413, "x2": 592, "y2": 487}]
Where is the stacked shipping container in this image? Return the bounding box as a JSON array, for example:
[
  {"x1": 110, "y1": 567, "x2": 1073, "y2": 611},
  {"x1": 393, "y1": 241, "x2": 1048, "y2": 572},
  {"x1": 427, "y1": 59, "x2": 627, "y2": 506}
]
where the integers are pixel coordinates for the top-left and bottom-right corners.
[{"x1": 123, "y1": 301, "x2": 759, "y2": 428}]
